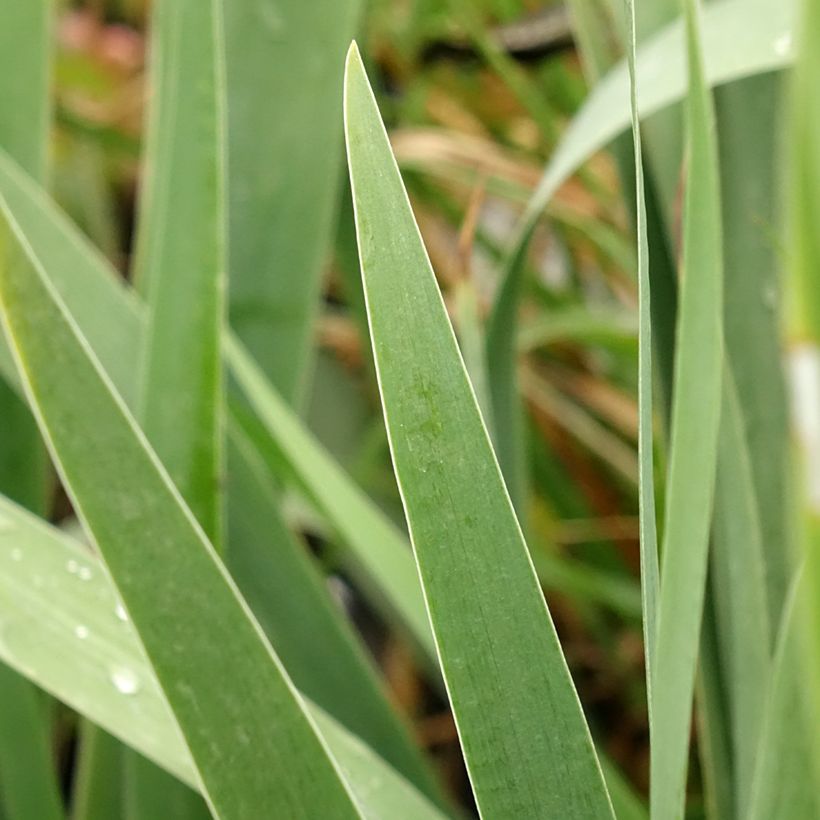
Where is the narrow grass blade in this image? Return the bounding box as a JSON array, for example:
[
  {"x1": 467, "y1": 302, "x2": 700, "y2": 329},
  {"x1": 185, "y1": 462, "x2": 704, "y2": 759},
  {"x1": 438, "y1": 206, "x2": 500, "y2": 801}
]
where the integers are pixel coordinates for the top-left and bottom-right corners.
[
  {"x1": 224, "y1": 0, "x2": 362, "y2": 403},
  {"x1": 747, "y1": 576, "x2": 820, "y2": 820},
  {"x1": 71, "y1": 725, "x2": 123, "y2": 820},
  {"x1": 650, "y1": 2, "x2": 724, "y2": 817},
  {"x1": 344, "y1": 43, "x2": 613, "y2": 818},
  {"x1": 0, "y1": 0, "x2": 51, "y2": 179},
  {"x1": 633, "y1": 0, "x2": 683, "y2": 230},
  {"x1": 226, "y1": 425, "x2": 445, "y2": 805},
  {"x1": 133, "y1": 0, "x2": 226, "y2": 545},
  {"x1": 0, "y1": 495, "x2": 448, "y2": 820},
  {"x1": 787, "y1": 0, "x2": 820, "y2": 754},
  {"x1": 0, "y1": 5, "x2": 63, "y2": 820},
  {"x1": 452, "y1": 279, "x2": 493, "y2": 433},
  {"x1": 695, "y1": 595, "x2": 734, "y2": 820},
  {"x1": 0, "y1": 210, "x2": 362, "y2": 818},
  {"x1": 715, "y1": 72, "x2": 791, "y2": 630},
  {"x1": 226, "y1": 339, "x2": 437, "y2": 668},
  {"x1": 711, "y1": 369, "x2": 772, "y2": 815},
  {"x1": 129, "y1": 3, "x2": 228, "y2": 807},
  {"x1": 484, "y1": 241, "x2": 528, "y2": 513},
  {"x1": 624, "y1": 0, "x2": 660, "y2": 725},
  {"x1": 0, "y1": 672, "x2": 62, "y2": 820}
]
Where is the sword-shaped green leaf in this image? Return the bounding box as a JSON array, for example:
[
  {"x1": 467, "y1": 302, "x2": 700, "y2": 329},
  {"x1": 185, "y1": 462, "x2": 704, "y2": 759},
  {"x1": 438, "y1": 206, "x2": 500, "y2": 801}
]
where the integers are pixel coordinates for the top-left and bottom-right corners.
[
  {"x1": 344, "y1": 43, "x2": 613, "y2": 819},
  {"x1": 624, "y1": 0, "x2": 660, "y2": 737},
  {"x1": 133, "y1": 0, "x2": 226, "y2": 546},
  {"x1": 650, "y1": 2, "x2": 724, "y2": 817},
  {"x1": 0, "y1": 3, "x2": 64, "y2": 819},
  {"x1": 224, "y1": 0, "x2": 362, "y2": 404},
  {"x1": 0, "y1": 205, "x2": 362, "y2": 819}
]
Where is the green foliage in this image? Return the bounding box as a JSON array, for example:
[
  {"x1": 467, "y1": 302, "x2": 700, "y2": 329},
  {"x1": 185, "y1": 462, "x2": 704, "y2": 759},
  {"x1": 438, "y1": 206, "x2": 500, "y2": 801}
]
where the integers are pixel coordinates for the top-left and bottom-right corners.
[{"x1": 0, "y1": 0, "x2": 817, "y2": 817}]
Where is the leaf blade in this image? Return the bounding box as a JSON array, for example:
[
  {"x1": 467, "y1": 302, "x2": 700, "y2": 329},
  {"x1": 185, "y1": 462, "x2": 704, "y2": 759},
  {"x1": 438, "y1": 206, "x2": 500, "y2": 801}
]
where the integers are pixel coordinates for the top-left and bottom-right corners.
[
  {"x1": 650, "y1": 2, "x2": 724, "y2": 816},
  {"x1": 134, "y1": 0, "x2": 226, "y2": 545},
  {"x1": 344, "y1": 43, "x2": 613, "y2": 819},
  {"x1": 0, "y1": 493, "x2": 448, "y2": 820},
  {"x1": 0, "y1": 205, "x2": 362, "y2": 819}
]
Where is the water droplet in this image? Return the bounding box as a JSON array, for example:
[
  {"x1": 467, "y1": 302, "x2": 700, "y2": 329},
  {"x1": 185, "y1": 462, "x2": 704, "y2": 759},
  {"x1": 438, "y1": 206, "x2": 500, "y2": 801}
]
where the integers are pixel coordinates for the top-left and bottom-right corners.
[
  {"x1": 774, "y1": 32, "x2": 792, "y2": 56},
  {"x1": 10, "y1": 548, "x2": 22, "y2": 562},
  {"x1": 74, "y1": 625, "x2": 89, "y2": 640},
  {"x1": 110, "y1": 666, "x2": 140, "y2": 696},
  {"x1": 78, "y1": 566, "x2": 92, "y2": 581},
  {"x1": 115, "y1": 603, "x2": 128, "y2": 622},
  {"x1": 67, "y1": 559, "x2": 79, "y2": 574}
]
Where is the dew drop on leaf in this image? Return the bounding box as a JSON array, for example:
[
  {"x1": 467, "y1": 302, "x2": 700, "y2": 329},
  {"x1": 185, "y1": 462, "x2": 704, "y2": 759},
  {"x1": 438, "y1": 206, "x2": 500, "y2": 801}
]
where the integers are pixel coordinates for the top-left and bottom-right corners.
[{"x1": 110, "y1": 666, "x2": 140, "y2": 696}]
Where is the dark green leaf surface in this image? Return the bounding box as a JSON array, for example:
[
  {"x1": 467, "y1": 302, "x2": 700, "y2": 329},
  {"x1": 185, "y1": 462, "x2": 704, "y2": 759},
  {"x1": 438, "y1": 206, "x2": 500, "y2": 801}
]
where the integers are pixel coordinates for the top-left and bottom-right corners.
[
  {"x1": 344, "y1": 43, "x2": 613, "y2": 819},
  {"x1": 133, "y1": 0, "x2": 226, "y2": 545},
  {"x1": 71, "y1": 725, "x2": 124, "y2": 820},
  {"x1": 226, "y1": 426, "x2": 444, "y2": 804},
  {"x1": 0, "y1": 207, "x2": 362, "y2": 819},
  {"x1": 227, "y1": 338, "x2": 437, "y2": 667}
]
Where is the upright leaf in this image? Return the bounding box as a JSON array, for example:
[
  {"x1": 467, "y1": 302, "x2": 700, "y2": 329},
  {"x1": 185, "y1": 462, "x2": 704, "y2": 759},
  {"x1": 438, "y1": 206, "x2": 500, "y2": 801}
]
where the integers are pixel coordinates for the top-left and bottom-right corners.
[
  {"x1": 747, "y1": 577, "x2": 820, "y2": 820},
  {"x1": 788, "y1": 0, "x2": 820, "y2": 746},
  {"x1": 715, "y1": 69, "x2": 790, "y2": 632},
  {"x1": 133, "y1": 0, "x2": 225, "y2": 545},
  {"x1": 0, "y1": 3, "x2": 64, "y2": 820},
  {"x1": 624, "y1": 0, "x2": 660, "y2": 726},
  {"x1": 710, "y1": 369, "x2": 772, "y2": 815},
  {"x1": 0, "y1": 1, "x2": 50, "y2": 178},
  {"x1": 0, "y1": 206, "x2": 361, "y2": 819},
  {"x1": 71, "y1": 725, "x2": 124, "y2": 820},
  {"x1": 344, "y1": 44, "x2": 613, "y2": 818},
  {"x1": 650, "y1": 2, "x2": 724, "y2": 817},
  {"x1": 128, "y1": 1, "x2": 228, "y2": 810},
  {"x1": 224, "y1": 0, "x2": 362, "y2": 403},
  {"x1": 633, "y1": 0, "x2": 683, "y2": 228}
]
